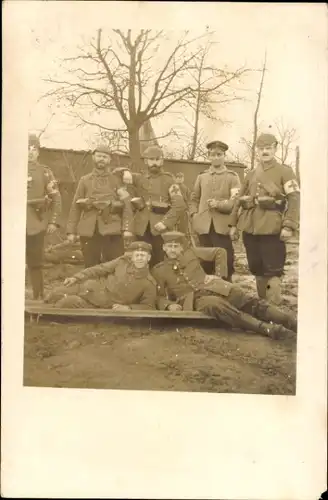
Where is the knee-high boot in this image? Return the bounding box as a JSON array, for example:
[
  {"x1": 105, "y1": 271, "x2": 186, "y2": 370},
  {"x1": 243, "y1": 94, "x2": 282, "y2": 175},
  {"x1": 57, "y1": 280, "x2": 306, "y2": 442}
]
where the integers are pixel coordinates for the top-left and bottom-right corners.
[
  {"x1": 266, "y1": 276, "x2": 282, "y2": 305},
  {"x1": 255, "y1": 276, "x2": 269, "y2": 299},
  {"x1": 28, "y1": 267, "x2": 44, "y2": 300},
  {"x1": 253, "y1": 301, "x2": 297, "y2": 332}
]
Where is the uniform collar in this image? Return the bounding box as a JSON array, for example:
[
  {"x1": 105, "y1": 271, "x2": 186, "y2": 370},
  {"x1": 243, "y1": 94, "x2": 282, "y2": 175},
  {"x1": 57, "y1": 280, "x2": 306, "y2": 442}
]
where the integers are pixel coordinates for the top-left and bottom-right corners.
[
  {"x1": 208, "y1": 165, "x2": 227, "y2": 175},
  {"x1": 126, "y1": 261, "x2": 149, "y2": 278},
  {"x1": 91, "y1": 167, "x2": 111, "y2": 176},
  {"x1": 259, "y1": 158, "x2": 279, "y2": 171},
  {"x1": 147, "y1": 168, "x2": 163, "y2": 178}
]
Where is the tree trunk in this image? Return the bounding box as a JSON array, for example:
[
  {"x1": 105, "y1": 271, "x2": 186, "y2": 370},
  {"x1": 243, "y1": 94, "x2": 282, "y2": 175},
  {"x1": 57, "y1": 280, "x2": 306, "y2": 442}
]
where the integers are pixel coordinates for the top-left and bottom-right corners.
[
  {"x1": 295, "y1": 145, "x2": 300, "y2": 186},
  {"x1": 250, "y1": 51, "x2": 267, "y2": 169},
  {"x1": 129, "y1": 128, "x2": 143, "y2": 172},
  {"x1": 189, "y1": 91, "x2": 201, "y2": 160}
]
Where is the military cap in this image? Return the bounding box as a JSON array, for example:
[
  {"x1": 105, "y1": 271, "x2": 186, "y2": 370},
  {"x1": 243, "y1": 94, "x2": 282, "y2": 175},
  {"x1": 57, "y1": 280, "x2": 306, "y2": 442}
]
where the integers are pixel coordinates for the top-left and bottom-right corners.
[
  {"x1": 28, "y1": 133, "x2": 40, "y2": 149},
  {"x1": 206, "y1": 140, "x2": 229, "y2": 152},
  {"x1": 93, "y1": 143, "x2": 111, "y2": 155},
  {"x1": 256, "y1": 133, "x2": 278, "y2": 147},
  {"x1": 128, "y1": 241, "x2": 152, "y2": 254},
  {"x1": 162, "y1": 231, "x2": 187, "y2": 244},
  {"x1": 143, "y1": 145, "x2": 163, "y2": 159}
]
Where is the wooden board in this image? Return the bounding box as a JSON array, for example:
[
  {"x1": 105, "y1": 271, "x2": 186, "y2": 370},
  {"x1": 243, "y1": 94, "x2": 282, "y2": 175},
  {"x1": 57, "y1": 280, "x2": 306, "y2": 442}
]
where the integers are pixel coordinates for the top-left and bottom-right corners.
[{"x1": 25, "y1": 300, "x2": 213, "y2": 321}]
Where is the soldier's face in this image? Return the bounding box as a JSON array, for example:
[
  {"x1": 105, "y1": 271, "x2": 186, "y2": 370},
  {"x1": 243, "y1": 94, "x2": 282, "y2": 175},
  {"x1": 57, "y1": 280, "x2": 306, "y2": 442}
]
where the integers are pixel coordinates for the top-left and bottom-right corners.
[
  {"x1": 28, "y1": 145, "x2": 39, "y2": 162},
  {"x1": 146, "y1": 157, "x2": 163, "y2": 172},
  {"x1": 163, "y1": 242, "x2": 184, "y2": 259},
  {"x1": 131, "y1": 250, "x2": 151, "y2": 268},
  {"x1": 93, "y1": 152, "x2": 111, "y2": 169},
  {"x1": 208, "y1": 149, "x2": 225, "y2": 167},
  {"x1": 257, "y1": 144, "x2": 277, "y2": 163}
]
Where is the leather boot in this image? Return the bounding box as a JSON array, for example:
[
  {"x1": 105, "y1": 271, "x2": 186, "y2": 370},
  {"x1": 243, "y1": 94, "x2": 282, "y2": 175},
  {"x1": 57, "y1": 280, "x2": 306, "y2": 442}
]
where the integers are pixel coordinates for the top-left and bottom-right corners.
[
  {"x1": 29, "y1": 268, "x2": 44, "y2": 300},
  {"x1": 256, "y1": 303, "x2": 297, "y2": 332},
  {"x1": 255, "y1": 276, "x2": 269, "y2": 299},
  {"x1": 266, "y1": 277, "x2": 282, "y2": 305}
]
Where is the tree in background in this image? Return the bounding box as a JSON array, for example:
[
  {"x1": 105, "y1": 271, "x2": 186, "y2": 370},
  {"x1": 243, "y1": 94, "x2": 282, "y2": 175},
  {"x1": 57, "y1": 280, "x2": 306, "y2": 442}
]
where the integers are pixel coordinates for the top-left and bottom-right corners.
[{"x1": 42, "y1": 29, "x2": 214, "y2": 170}]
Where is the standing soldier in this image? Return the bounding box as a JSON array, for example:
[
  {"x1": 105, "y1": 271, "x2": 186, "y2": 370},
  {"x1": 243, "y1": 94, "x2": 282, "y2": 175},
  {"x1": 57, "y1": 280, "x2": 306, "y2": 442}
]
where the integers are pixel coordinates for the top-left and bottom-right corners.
[
  {"x1": 190, "y1": 140, "x2": 241, "y2": 282},
  {"x1": 26, "y1": 133, "x2": 61, "y2": 299},
  {"x1": 66, "y1": 144, "x2": 134, "y2": 268},
  {"x1": 174, "y1": 172, "x2": 192, "y2": 238},
  {"x1": 131, "y1": 145, "x2": 186, "y2": 267},
  {"x1": 229, "y1": 133, "x2": 300, "y2": 304}
]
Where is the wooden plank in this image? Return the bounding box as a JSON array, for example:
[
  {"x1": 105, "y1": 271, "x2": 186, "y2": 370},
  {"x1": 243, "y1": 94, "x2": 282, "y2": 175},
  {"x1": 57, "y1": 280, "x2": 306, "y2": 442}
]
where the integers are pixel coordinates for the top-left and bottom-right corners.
[{"x1": 25, "y1": 301, "x2": 212, "y2": 320}]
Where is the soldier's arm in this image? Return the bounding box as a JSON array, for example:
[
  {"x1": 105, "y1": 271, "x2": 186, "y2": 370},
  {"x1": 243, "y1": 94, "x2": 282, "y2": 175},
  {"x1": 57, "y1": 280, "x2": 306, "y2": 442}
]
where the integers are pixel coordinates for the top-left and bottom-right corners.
[
  {"x1": 281, "y1": 166, "x2": 300, "y2": 231},
  {"x1": 73, "y1": 257, "x2": 121, "y2": 282},
  {"x1": 45, "y1": 169, "x2": 62, "y2": 226},
  {"x1": 129, "y1": 280, "x2": 157, "y2": 310},
  {"x1": 229, "y1": 175, "x2": 249, "y2": 227},
  {"x1": 161, "y1": 181, "x2": 186, "y2": 230},
  {"x1": 66, "y1": 178, "x2": 86, "y2": 235},
  {"x1": 193, "y1": 247, "x2": 228, "y2": 279},
  {"x1": 189, "y1": 175, "x2": 201, "y2": 216},
  {"x1": 151, "y1": 266, "x2": 177, "y2": 310},
  {"x1": 215, "y1": 172, "x2": 241, "y2": 213}
]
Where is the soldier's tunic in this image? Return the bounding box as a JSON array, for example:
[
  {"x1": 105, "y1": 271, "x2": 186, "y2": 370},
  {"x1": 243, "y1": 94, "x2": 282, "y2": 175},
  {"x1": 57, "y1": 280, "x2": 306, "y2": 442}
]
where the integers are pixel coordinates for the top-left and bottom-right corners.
[
  {"x1": 26, "y1": 160, "x2": 61, "y2": 298},
  {"x1": 131, "y1": 170, "x2": 186, "y2": 267},
  {"x1": 190, "y1": 166, "x2": 241, "y2": 280},
  {"x1": 46, "y1": 255, "x2": 157, "y2": 310},
  {"x1": 230, "y1": 159, "x2": 300, "y2": 277},
  {"x1": 151, "y1": 247, "x2": 297, "y2": 335},
  {"x1": 66, "y1": 168, "x2": 133, "y2": 268}
]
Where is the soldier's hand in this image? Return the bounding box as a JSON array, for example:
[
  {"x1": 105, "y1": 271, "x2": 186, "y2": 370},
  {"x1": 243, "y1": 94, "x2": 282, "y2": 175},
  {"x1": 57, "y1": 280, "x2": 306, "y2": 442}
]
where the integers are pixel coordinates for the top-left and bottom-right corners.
[
  {"x1": 229, "y1": 226, "x2": 239, "y2": 241},
  {"x1": 64, "y1": 277, "x2": 77, "y2": 287},
  {"x1": 280, "y1": 227, "x2": 293, "y2": 242},
  {"x1": 154, "y1": 222, "x2": 167, "y2": 233},
  {"x1": 123, "y1": 231, "x2": 134, "y2": 239},
  {"x1": 168, "y1": 304, "x2": 183, "y2": 311},
  {"x1": 47, "y1": 223, "x2": 57, "y2": 234},
  {"x1": 67, "y1": 234, "x2": 76, "y2": 244},
  {"x1": 207, "y1": 198, "x2": 218, "y2": 209},
  {"x1": 112, "y1": 304, "x2": 131, "y2": 311},
  {"x1": 117, "y1": 187, "x2": 130, "y2": 201}
]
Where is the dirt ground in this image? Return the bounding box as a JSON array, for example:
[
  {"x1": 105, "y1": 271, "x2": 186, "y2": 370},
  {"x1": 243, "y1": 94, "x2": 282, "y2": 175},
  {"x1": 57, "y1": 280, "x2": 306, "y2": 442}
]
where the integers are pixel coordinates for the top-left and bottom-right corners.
[{"x1": 24, "y1": 241, "x2": 299, "y2": 394}]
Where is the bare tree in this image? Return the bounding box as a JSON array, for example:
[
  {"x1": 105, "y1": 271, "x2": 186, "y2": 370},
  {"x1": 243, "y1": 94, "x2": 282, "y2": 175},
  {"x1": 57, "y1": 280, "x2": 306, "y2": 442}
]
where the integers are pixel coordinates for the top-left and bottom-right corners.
[
  {"x1": 42, "y1": 29, "x2": 211, "y2": 170},
  {"x1": 250, "y1": 51, "x2": 267, "y2": 169},
  {"x1": 272, "y1": 118, "x2": 299, "y2": 165},
  {"x1": 172, "y1": 38, "x2": 252, "y2": 160}
]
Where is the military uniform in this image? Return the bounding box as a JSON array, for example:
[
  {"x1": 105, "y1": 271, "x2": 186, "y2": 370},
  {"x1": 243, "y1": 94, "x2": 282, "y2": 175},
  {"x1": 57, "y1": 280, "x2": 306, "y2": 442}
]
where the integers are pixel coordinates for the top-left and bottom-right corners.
[
  {"x1": 230, "y1": 133, "x2": 300, "y2": 303},
  {"x1": 26, "y1": 135, "x2": 62, "y2": 299},
  {"x1": 66, "y1": 164, "x2": 133, "y2": 268},
  {"x1": 129, "y1": 146, "x2": 186, "y2": 267},
  {"x1": 45, "y1": 242, "x2": 157, "y2": 310},
  {"x1": 190, "y1": 141, "x2": 241, "y2": 281},
  {"x1": 152, "y1": 232, "x2": 297, "y2": 339}
]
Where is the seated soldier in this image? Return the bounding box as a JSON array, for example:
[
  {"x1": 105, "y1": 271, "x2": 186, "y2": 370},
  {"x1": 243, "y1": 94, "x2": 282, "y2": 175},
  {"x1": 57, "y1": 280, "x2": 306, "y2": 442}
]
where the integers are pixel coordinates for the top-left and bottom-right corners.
[
  {"x1": 44, "y1": 241, "x2": 156, "y2": 311},
  {"x1": 152, "y1": 232, "x2": 297, "y2": 340}
]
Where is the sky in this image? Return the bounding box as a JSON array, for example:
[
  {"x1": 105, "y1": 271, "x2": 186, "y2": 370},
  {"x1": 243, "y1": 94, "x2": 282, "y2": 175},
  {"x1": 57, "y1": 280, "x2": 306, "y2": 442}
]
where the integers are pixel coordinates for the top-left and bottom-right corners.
[{"x1": 6, "y1": 1, "x2": 327, "y2": 163}]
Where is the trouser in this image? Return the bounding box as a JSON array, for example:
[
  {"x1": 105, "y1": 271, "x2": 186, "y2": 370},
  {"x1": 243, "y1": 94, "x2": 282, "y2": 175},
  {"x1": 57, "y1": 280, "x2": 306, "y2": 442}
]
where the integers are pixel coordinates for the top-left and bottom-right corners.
[
  {"x1": 198, "y1": 223, "x2": 234, "y2": 281},
  {"x1": 194, "y1": 287, "x2": 297, "y2": 336},
  {"x1": 137, "y1": 223, "x2": 164, "y2": 268},
  {"x1": 79, "y1": 224, "x2": 124, "y2": 268},
  {"x1": 26, "y1": 231, "x2": 45, "y2": 299},
  {"x1": 242, "y1": 232, "x2": 286, "y2": 277},
  {"x1": 45, "y1": 279, "x2": 114, "y2": 309}
]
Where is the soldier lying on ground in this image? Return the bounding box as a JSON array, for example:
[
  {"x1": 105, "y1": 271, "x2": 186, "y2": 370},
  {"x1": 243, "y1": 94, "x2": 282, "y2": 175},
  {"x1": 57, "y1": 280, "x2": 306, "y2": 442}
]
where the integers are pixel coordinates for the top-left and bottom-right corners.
[
  {"x1": 44, "y1": 241, "x2": 157, "y2": 310},
  {"x1": 151, "y1": 231, "x2": 297, "y2": 340}
]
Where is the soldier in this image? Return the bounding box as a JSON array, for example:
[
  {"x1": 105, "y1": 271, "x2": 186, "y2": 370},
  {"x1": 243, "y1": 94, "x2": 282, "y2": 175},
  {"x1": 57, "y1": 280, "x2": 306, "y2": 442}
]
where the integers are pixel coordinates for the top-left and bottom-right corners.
[
  {"x1": 152, "y1": 232, "x2": 297, "y2": 340},
  {"x1": 66, "y1": 144, "x2": 134, "y2": 268},
  {"x1": 45, "y1": 241, "x2": 157, "y2": 311},
  {"x1": 131, "y1": 145, "x2": 186, "y2": 267},
  {"x1": 229, "y1": 133, "x2": 300, "y2": 305},
  {"x1": 26, "y1": 133, "x2": 62, "y2": 300},
  {"x1": 174, "y1": 172, "x2": 192, "y2": 238},
  {"x1": 190, "y1": 140, "x2": 241, "y2": 282}
]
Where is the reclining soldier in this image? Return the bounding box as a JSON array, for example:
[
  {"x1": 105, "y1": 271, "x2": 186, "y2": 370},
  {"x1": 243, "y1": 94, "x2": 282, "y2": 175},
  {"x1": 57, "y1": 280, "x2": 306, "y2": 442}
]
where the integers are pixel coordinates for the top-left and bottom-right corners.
[
  {"x1": 45, "y1": 241, "x2": 157, "y2": 311},
  {"x1": 152, "y1": 232, "x2": 297, "y2": 340}
]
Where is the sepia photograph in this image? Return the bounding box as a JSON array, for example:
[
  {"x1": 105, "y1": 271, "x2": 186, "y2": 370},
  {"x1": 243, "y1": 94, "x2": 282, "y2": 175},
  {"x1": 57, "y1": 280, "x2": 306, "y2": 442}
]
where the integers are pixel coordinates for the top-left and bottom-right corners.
[
  {"x1": 23, "y1": 15, "x2": 301, "y2": 395},
  {"x1": 2, "y1": 2, "x2": 327, "y2": 499}
]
